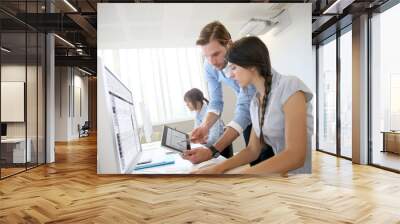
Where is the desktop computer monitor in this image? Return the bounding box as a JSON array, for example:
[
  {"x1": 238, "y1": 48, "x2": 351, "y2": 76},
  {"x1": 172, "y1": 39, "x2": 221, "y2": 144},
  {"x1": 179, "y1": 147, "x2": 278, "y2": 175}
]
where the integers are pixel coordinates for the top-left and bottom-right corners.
[
  {"x1": 97, "y1": 58, "x2": 142, "y2": 174},
  {"x1": 1, "y1": 123, "x2": 7, "y2": 138}
]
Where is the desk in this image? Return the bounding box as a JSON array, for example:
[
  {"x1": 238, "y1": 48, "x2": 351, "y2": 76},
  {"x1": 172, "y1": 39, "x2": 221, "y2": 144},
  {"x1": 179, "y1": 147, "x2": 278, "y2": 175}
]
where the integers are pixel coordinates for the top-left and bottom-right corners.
[
  {"x1": 131, "y1": 141, "x2": 226, "y2": 174},
  {"x1": 1, "y1": 138, "x2": 32, "y2": 164},
  {"x1": 381, "y1": 131, "x2": 400, "y2": 154}
]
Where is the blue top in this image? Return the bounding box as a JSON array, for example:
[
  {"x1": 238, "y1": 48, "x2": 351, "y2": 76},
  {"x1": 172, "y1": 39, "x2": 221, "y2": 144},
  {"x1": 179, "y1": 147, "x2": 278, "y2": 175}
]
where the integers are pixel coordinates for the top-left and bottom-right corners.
[
  {"x1": 204, "y1": 61, "x2": 256, "y2": 133},
  {"x1": 194, "y1": 103, "x2": 225, "y2": 147}
]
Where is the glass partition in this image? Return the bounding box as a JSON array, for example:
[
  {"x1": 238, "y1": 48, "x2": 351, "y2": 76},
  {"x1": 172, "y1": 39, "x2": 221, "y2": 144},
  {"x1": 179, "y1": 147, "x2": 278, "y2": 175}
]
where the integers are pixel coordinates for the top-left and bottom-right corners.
[
  {"x1": 1, "y1": 30, "x2": 28, "y2": 177},
  {"x1": 0, "y1": 2, "x2": 46, "y2": 179}
]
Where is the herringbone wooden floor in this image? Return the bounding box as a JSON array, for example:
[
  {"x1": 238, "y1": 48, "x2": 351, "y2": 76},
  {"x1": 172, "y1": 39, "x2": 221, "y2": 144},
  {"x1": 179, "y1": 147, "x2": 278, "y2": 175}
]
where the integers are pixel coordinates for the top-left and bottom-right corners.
[{"x1": 1, "y1": 135, "x2": 400, "y2": 224}]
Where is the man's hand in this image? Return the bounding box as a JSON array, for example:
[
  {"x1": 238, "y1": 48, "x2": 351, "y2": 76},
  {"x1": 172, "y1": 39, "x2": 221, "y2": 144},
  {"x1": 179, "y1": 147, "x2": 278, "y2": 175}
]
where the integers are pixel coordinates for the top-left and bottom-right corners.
[
  {"x1": 190, "y1": 126, "x2": 209, "y2": 144},
  {"x1": 182, "y1": 147, "x2": 212, "y2": 164}
]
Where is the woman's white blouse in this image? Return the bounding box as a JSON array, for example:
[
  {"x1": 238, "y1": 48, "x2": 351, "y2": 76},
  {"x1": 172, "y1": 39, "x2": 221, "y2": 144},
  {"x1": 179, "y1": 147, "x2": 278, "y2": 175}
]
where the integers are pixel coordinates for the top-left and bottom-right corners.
[
  {"x1": 194, "y1": 103, "x2": 225, "y2": 147},
  {"x1": 250, "y1": 69, "x2": 314, "y2": 174}
]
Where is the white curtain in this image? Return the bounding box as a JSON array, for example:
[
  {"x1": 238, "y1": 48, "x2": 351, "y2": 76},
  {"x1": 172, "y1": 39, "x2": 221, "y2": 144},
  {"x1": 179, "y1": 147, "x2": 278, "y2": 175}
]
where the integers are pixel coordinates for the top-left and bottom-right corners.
[{"x1": 99, "y1": 48, "x2": 207, "y2": 126}]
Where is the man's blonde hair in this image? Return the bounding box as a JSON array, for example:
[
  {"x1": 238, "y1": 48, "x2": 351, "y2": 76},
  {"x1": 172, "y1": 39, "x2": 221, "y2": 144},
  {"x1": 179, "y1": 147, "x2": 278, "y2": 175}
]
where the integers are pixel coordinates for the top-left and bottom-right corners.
[{"x1": 196, "y1": 21, "x2": 231, "y2": 46}]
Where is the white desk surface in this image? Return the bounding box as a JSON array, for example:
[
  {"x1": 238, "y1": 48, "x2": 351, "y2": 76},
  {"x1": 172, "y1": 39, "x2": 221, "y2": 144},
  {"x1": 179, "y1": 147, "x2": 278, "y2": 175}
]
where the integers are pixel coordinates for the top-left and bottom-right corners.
[
  {"x1": 131, "y1": 141, "x2": 226, "y2": 174},
  {"x1": 1, "y1": 138, "x2": 28, "y2": 144}
]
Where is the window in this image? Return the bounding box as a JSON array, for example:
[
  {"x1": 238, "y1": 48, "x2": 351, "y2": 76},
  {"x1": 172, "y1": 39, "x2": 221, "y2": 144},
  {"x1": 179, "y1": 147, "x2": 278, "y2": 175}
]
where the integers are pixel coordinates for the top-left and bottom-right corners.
[
  {"x1": 371, "y1": 2, "x2": 400, "y2": 171},
  {"x1": 317, "y1": 26, "x2": 353, "y2": 159},
  {"x1": 340, "y1": 29, "x2": 352, "y2": 158},
  {"x1": 390, "y1": 74, "x2": 400, "y2": 130},
  {"x1": 99, "y1": 48, "x2": 207, "y2": 126},
  {"x1": 318, "y1": 37, "x2": 337, "y2": 154}
]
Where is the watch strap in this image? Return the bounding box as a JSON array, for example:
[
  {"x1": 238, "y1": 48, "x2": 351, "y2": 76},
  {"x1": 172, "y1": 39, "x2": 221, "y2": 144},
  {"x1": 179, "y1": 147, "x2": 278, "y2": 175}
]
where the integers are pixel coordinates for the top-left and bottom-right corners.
[{"x1": 208, "y1": 145, "x2": 220, "y2": 158}]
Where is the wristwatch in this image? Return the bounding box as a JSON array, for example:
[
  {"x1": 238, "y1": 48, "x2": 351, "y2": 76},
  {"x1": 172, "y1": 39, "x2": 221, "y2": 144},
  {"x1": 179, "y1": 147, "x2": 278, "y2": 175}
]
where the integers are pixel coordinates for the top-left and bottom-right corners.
[{"x1": 208, "y1": 145, "x2": 220, "y2": 158}]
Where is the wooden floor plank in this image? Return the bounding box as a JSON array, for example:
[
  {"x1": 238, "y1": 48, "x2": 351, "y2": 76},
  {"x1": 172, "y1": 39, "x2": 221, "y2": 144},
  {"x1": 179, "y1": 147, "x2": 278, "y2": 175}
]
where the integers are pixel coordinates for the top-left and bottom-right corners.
[{"x1": 0, "y1": 134, "x2": 400, "y2": 223}]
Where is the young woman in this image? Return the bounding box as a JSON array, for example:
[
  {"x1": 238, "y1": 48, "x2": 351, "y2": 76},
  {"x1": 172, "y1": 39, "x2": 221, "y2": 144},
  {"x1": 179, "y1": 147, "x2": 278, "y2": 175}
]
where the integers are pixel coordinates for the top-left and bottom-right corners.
[
  {"x1": 193, "y1": 36, "x2": 313, "y2": 174},
  {"x1": 184, "y1": 88, "x2": 233, "y2": 158}
]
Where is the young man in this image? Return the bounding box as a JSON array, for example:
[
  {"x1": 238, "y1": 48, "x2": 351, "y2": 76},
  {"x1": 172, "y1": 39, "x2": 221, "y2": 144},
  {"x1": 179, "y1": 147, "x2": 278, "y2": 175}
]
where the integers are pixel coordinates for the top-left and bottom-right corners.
[{"x1": 182, "y1": 21, "x2": 274, "y2": 165}]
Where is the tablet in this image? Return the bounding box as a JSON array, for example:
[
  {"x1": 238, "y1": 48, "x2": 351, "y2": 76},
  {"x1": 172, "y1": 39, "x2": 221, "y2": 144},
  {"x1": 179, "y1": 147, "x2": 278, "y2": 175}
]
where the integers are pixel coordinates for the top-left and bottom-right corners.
[{"x1": 161, "y1": 126, "x2": 191, "y2": 152}]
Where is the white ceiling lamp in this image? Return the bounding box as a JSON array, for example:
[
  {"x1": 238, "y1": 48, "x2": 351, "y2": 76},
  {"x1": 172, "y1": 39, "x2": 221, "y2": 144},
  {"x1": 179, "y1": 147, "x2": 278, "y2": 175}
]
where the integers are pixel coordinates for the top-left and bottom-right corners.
[
  {"x1": 76, "y1": 48, "x2": 84, "y2": 55},
  {"x1": 323, "y1": 0, "x2": 355, "y2": 15},
  {"x1": 1, "y1": 47, "x2": 11, "y2": 53},
  {"x1": 78, "y1": 67, "x2": 93, "y2": 76},
  {"x1": 271, "y1": 9, "x2": 291, "y2": 36},
  {"x1": 54, "y1": 34, "x2": 75, "y2": 48},
  {"x1": 239, "y1": 9, "x2": 290, "y2": 37},
  {"x1": 239, "y1": 18, "x2": 277, "y2": 37},
  {"x1": 63, "y1": 0, "x2": 78, "y2": 12}
]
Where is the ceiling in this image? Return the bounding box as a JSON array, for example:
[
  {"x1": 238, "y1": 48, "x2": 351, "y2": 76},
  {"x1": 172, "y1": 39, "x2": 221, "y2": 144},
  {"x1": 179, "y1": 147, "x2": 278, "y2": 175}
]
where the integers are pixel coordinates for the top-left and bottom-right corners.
[
  {"x1": 98, "y1": 3, "x2": 287, "y2": 49},
  {"x1": 1, "y1": 32, "x2": 45, "y2": 63},
  {"x1": 0, "y1": 0, "x2": 393, "y2": 75}
]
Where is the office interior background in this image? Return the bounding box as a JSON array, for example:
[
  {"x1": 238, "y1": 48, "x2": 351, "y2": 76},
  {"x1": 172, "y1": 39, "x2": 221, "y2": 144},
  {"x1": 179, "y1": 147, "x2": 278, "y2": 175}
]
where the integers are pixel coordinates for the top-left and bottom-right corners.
[
  {"x1": 0, "y1": 0, "x2": 400, "y2": 222},
  {"x1": 96, "y1": 1, "x2": 400, "y2": 174},
  {"x1": 0, "y1": 0, "x2": 97, "y2": 179},
  {"x1": 1, "y1": 0, "x2": 399, "y2": 177}
]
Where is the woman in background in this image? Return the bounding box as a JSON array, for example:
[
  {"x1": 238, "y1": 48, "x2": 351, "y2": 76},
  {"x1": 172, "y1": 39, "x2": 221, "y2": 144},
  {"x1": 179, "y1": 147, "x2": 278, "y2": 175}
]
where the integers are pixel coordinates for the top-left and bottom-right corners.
[{"x1": 184, "y1": 88, "x2": 233, "y2": 158}]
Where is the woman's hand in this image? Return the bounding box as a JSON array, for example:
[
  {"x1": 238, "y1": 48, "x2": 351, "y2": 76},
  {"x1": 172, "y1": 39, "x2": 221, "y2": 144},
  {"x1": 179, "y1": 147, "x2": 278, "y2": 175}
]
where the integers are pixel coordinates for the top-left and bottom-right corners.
[{"x1": 191, "y1": 164, "x2": 224, "y2": 174}]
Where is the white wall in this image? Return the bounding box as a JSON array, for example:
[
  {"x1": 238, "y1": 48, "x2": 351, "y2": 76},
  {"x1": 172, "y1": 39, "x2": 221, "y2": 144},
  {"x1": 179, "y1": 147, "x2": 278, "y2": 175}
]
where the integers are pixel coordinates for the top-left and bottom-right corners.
[
  {"x1": 1, "y1": 64, "x2": 47, "y2": 164},
  {"x1": 55, "y1": 67, "x2": 69, "y2": 141},
  {"x1": 72, "y1": 74, "x2": 89, "y2": 138},
  {"x1": 259, "y1": 3, "x2": 315, "y2": 149},
  {"x1": 1, "y1": 65, "x2": 39, "y2": 138},
  {"x1": 55, "y1": 67, "x2": 89, "y2": 141},
  {"x1": 1, "y1": 66, "x2": 26, "y2": 133},
  {"x1": 260, "y1": 4, "x2": 313, "y2": 90}
]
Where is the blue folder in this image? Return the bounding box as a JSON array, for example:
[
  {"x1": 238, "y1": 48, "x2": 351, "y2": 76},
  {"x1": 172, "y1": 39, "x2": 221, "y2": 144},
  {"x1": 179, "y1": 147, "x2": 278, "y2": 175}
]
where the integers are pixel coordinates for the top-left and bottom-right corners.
[{"x1": 134, "y1": 156, "x2": 175, "y2": 170}]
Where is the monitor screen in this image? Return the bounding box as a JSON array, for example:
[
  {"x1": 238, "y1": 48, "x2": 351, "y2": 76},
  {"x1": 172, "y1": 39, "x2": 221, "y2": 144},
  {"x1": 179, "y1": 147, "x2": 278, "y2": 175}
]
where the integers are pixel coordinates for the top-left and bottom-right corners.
[
  {"x1": 104, "y1": 67, "x2": 142, "y2": 172},
  {"x1": 1, "y1": 123, "x2": 7, "y2": 137},
  {"x1": 109, "y1": 92, "x2": 142, "y2": 171}
]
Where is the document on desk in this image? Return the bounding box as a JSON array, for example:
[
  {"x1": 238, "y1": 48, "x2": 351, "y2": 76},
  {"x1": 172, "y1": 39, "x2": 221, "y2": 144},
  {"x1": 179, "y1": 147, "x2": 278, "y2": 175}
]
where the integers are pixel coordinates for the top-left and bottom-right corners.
[{"x1": 131, "y1": 153, "x2": 226, "y2": 174}]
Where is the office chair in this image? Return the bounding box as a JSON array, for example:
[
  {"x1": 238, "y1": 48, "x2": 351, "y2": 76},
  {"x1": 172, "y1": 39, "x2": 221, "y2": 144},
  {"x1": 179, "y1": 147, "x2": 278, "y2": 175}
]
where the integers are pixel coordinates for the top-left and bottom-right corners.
[{"x1": 79, "y1": 121, "x2": 90, "y2": 138}]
